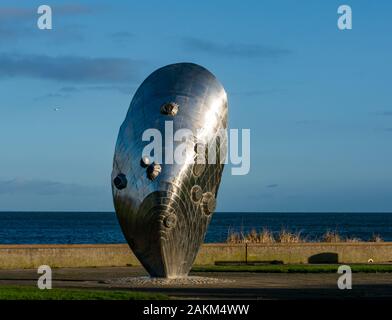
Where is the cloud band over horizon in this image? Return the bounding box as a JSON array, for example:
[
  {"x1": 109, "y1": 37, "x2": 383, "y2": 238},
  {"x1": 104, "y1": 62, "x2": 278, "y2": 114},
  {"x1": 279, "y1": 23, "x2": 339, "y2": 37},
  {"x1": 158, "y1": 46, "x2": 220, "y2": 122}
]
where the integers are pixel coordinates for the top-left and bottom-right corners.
[{"x1": 0, "y1": 53, "x2": 142, "y2": 83}]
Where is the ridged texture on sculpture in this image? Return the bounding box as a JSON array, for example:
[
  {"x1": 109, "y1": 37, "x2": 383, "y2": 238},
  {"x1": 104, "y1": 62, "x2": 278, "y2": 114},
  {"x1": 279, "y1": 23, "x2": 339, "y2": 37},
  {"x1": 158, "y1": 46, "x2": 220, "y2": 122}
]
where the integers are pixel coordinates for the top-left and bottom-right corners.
[{"x1": 112, "y1": 63, "x2": 228, "y2": 278}]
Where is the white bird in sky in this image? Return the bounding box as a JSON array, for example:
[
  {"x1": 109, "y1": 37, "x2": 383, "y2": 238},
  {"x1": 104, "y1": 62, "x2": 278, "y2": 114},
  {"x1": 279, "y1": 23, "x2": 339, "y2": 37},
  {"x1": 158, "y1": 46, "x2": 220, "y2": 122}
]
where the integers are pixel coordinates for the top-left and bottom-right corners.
[{"x1": 53, "y1": 107, "x2": 61, "y2": 112}]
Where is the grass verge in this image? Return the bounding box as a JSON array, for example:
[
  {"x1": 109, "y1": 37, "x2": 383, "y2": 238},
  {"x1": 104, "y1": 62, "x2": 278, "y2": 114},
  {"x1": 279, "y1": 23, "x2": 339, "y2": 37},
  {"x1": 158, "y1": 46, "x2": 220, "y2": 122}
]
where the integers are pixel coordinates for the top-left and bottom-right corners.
[
  {"x1": 0, "y1": 286, "x2": 168, "y2": 300},
  {"x1": 192, "y1": 264, "x2": 392, "y2": 273}
]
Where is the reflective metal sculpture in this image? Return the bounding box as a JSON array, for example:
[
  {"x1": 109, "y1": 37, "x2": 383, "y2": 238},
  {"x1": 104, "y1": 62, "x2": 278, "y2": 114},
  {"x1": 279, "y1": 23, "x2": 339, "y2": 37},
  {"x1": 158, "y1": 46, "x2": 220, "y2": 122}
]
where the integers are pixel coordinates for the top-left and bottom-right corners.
[{"x1": 112, "y1": 63, "x2": 228, "y2": 278}]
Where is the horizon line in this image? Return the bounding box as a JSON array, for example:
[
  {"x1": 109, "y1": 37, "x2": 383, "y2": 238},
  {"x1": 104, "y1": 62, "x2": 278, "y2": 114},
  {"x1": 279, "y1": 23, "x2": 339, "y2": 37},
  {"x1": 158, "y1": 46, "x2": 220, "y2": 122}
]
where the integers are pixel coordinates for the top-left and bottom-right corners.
[{"x1": 1, "y1": 211, "x2": 392, "y2": 214}]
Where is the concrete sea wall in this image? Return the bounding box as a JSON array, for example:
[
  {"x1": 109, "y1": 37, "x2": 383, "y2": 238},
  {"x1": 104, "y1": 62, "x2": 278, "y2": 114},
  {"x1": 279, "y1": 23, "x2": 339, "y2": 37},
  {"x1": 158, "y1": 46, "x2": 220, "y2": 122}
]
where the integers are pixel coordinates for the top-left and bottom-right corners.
[{"x1": 0, "y1": 243, "x2": 392, "y2": 269}]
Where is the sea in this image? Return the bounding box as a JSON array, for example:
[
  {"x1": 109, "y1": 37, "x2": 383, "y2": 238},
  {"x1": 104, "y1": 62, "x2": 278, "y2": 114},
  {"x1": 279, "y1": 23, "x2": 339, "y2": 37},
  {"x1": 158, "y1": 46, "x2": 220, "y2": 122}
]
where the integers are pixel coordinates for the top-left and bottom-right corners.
[{"x1": 0, "y1": 212, "x2": 391, "y2": 244}]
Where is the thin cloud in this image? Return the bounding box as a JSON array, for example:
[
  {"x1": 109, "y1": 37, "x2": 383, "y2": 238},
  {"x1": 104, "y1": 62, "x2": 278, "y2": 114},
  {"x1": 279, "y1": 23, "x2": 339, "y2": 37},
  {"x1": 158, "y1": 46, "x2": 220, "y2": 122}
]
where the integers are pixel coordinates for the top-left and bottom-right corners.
[
  {"x1": 59, "y1": 85, "x2": 134, "y2": 94},
  {"x1": 36, "y1": 84, "x2": 134, "y2": 100},
  {"x1": 0, "y1": 178, "x2": 105, "y2": 197},
  {"x1": 0, "y1": 25, "x2": 24, "y2": 39},
  {"x1": 77, "y1": 85, "x2": 134, "y2": 94},
  {"x1": 0, "y1": 4, "x2": 96, "y2": 20},
  {"x1": 0, "y1": 5, "x2": 96, "y2": 44},
  {"x1": 181, "y1": 37, "x2": 291, "y2": 59},
  {"x1": 376, "y1": 111, "x2": 392, "y2": 116},
  {"x1": 34, "y1": 93, "x2": 69, "y2": 101},
  {"x1": 109, "y1": 31, "x2": 134, "y2": 41},
  {"x1": 295, "y1": 120, "x2": 320, "y2": 125},
  {"x1": 59, "y1": 86, "x2": 80, "y2": 93},
  {"x1": 0, "y1": 7, "x2": 34, "y2": 19},
  {"x1": 51, "y1": 4, "x2": 97, "y2": 15},
  {"x1": 0, "y1": 24, "x2": 85, "y2": 44},
  {"x1": 0, "y1": 53, "x2": 142, "y2": 83}
]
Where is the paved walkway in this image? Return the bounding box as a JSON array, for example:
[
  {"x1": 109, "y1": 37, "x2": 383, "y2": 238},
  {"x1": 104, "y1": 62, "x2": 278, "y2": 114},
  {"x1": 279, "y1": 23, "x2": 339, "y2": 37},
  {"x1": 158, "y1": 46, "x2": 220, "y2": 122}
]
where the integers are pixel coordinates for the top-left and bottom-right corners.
[{"x1": 1, "y1": 267, "x2": 392, "y2": 299}]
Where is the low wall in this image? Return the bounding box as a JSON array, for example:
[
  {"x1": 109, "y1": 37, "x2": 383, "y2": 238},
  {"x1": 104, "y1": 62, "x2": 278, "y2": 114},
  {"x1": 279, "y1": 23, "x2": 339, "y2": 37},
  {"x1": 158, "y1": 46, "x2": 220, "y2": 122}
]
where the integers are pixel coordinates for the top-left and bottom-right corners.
[
  {"x1": 0, "y1": 243, "x2": 391, "y2": 269},
  {"x1": 246, "y1": 243, "x2": 392, "y2": 264}
]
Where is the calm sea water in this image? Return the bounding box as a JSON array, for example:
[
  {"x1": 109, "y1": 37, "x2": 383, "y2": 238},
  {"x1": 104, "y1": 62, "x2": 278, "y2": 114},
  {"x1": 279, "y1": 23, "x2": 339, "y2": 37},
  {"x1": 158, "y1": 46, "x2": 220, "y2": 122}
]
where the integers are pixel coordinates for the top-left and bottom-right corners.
[{"x1": 0, "y1": 212, "x2": 392, "y2": 244}]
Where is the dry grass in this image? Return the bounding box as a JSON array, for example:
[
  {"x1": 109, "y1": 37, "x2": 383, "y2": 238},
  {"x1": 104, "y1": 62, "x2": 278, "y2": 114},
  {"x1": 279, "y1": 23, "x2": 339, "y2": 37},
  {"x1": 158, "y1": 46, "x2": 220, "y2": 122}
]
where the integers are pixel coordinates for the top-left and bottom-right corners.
[
  {"x1": 276, "y1": 229, "x2": 303, "y2": 243},
  {"x1": 257, "y1": 228, "x2": 276, "y2": 243},
  {"x1": 226, "y1": 228, "x2": 383, "y2": 244},
  {"x1": 227, "y1": 228, "x2": 302, "y2": 244},
  {"x1": 323, "y1": 230, "x2": 369, "y2": 243},
  {"x1": 226, "y1": 231, "x2": 243, "y2": 243},
  {"x1": 241, "y1": 228, "x2": 276, "y2": 244},
  {"x1": 322, "y1": 230, "x2": 341, "y2": 243},
  {"x1": 370, "y1": 234, "x2": 384, "y2": 242},
  {"x1": 345, "y1": 237, "x2": 362, "y2": 243}
]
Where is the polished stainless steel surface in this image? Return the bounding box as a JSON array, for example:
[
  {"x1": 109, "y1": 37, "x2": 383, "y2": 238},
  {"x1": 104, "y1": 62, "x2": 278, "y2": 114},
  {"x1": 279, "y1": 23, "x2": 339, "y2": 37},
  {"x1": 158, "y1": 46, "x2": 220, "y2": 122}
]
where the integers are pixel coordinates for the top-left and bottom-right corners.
[{"x1": 112, "y1": 63, "x2": 228, "y2": 278}]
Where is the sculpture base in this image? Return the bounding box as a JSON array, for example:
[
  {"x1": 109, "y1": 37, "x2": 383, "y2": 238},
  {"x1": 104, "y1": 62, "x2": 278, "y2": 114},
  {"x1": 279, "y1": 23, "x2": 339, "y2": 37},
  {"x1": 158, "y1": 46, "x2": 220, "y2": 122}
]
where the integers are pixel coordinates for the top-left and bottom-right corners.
[{"x1": 105, "y1": 276, "x2": 234, "y2": 287}]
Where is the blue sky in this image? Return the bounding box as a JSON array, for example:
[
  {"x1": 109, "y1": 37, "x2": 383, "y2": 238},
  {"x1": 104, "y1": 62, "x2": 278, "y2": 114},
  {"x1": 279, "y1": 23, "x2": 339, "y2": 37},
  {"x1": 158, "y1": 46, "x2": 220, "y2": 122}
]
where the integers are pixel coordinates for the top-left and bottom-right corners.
[{"x1": 0, "y1": 0, "x2": 391, "y2": 212}]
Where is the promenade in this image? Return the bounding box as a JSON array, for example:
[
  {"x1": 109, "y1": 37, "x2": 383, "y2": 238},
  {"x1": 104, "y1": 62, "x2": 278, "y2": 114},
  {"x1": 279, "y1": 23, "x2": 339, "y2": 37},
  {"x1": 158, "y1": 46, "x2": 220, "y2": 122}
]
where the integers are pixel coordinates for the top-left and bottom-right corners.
[{"x1": 1, "y1": 266, "x2": 392, "y2": 299}]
